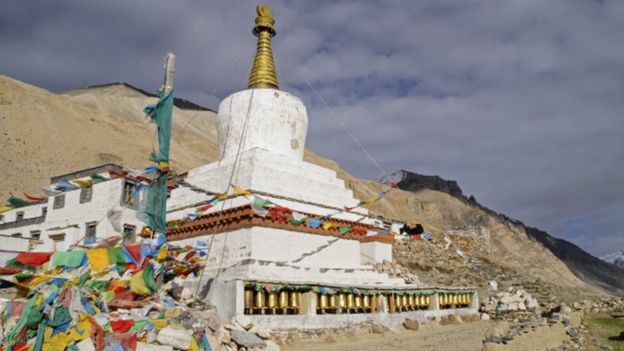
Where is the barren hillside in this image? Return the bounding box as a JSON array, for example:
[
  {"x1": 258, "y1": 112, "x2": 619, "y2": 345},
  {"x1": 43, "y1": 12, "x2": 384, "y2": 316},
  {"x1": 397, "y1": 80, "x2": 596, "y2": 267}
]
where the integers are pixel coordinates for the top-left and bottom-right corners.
[{"x1": 1, "y1": 75, "x2": 620, "y2": 299}]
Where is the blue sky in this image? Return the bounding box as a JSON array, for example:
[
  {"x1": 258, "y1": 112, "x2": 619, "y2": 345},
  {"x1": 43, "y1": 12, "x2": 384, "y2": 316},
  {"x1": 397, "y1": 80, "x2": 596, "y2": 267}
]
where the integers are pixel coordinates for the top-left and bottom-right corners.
[{"x1": 1, "y1": 0, "x2": 623, "y2": 256}]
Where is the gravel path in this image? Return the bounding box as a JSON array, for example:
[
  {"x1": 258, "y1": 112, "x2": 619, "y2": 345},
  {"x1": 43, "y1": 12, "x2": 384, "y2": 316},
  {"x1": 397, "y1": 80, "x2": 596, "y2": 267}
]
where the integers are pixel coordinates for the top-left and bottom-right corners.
[{"x1": 283, "y1": 320, "x2": 492, "y2": 351}]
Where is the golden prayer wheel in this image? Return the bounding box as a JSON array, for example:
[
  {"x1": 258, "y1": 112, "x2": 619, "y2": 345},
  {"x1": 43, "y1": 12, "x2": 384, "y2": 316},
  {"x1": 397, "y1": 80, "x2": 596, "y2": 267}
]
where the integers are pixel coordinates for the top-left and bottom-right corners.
[
  {"x1": 371, "y1": 294, "x2": 378, "y2": 312},
  {"x1": 440, "y1": 294, "x2": 447, "y2": 306},
  {"x1": 417, "y1": 295, "x2": 423, "y2": 307},
  {"x1": 388, "y1": 294, "x2": 396, "y2": 313},
  {"x1": 254, "y1": 290, "x2": 266, "y2": 308},
  {"x1": 244, "y1": 289, "x2": 254, "y2": 310},
  {"x1": 402, "y1": 295, "x2": 409, "y2": 310},
  {"x1": 355, "y1": 295, "x2": 363, "y2": 309},
  {"x1": 452, "y1": 294, "x2": 458, "y2": 305},
  {"x1": 329, "y1": 294, "x2": 337, "y2": 309},
  {"x1": 363, "y1": 295, "x2": 370, "y2": 309},
  {"x1": 290, "y1": 291, "x2": 300, "y2": 309},
  {"x1": 408, "y1": 294, "x2": 415, "y2": 308},
  {"x1": 319, "y1": 294, "x2": 329, "y2": 309},
  {"x1": 461, "y1": 294, "x2": 467, "y2": 305},
  {"x1": 338, "y1": 293, "x2": 347, "y2": 309},
  {"x1": 467, "y1": 294, "x2": 472, "y2": 305},
  {"x1": 425, "y1": 295, "x2": 431, "y2": 307},
  {"x1": 346, "y1": 293, "x2": 355, "y2": 309},
  {"x1": 279, "y1": 290, "x2": 289, "y2": 309},
  {"x1": 268, "y1": 291, "x2": 278, "y2": 308}
]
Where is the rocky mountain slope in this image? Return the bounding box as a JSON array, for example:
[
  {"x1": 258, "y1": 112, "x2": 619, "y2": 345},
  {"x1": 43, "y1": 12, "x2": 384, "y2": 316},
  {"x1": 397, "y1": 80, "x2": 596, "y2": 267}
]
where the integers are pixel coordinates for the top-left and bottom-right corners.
[
  {"x1": 1, "y1": 75, "x2": 622, "y2": 300},
  {"x1": 601, "y1": 249, "x2": 624, "y2": 268},
  {"x1": 383, "y1": 170, "x2": 624, "y2": 296}
]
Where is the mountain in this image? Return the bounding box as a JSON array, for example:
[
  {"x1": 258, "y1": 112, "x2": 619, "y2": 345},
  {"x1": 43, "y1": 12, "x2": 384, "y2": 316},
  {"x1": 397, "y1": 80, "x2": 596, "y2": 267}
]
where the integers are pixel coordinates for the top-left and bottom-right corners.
[
  {"x1": 1, "y1": 75, "x2": 622, "y2": 299},
  {"x1": 602, "y1": 250, "x2": 624, "y2": 268},
  {"x1": 388, "y1": 169, "x2": 624, "y2": 295}
]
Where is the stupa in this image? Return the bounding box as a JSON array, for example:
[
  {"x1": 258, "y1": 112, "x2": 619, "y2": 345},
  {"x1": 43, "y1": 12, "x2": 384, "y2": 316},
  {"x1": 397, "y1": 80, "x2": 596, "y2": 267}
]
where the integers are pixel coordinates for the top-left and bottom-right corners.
[{"x1": 164, "y1": 5, "x2": 478, "y2": 329}]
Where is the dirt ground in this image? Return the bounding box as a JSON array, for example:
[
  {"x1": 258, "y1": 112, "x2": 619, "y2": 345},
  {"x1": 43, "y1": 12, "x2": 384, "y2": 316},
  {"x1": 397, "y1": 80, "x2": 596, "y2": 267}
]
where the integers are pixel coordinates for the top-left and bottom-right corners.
[{"x1": 282, "y1": 320, "x2": 492, "y2": 351}]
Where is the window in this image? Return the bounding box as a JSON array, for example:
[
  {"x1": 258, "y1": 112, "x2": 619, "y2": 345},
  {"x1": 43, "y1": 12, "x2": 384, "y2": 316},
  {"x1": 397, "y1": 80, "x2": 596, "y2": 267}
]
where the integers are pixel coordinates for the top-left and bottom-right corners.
[
  {"x1": 85, "y1": 222, "x2": 97, "y2": 242},
  {"x1": 11, "y1": 233, "x2": 22, "y2": 238},
  {"x1": 123, "y1": 224, "x2": 136, "y2": 244},
  {"x1": 53, "y1": 194, "x2": 65, "y2": 209},
  {"x1": 16, "y1": 212, "x2": 24, "y2": 221},
  {"x1": 80, "y1": 186, "x2": 93, "y2": 203},
  {"x1": 30, "y1": 230, "x2": 41, "y2": 241},
  {"x1": 49, "y1": 233, "x2": 65, "y2": 251},
  {"x1": 0, "y1": 214, "x2": 4, "y2": 222},
  {"x1": 42, "y1": 207, "x2": 47, "y2": 217},
  {"x1": 123, "y1": 182, "x2": 135, "y2": 206}
]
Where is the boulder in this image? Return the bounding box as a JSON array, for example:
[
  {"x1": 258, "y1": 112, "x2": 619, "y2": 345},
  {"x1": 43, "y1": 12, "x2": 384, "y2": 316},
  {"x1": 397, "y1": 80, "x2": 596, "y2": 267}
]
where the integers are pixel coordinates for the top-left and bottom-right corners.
[
  {"x1": 231, "y1": 329, "x2": 267, "y2": 349},
  {"x1": 403, "y1": 319, "x2": 419, "y2": 330},
  {"x1": 264, "y1": 340, "x2": 281, "y2": 351},
  {"x1": 485, "y1": 322, "x2": 510, "y2": 339},
  {"x1": 234, "y1": 315, "x2": 253, "y2": 330},
  {"x1": 248, "y1": 324, "x2": 270, "y2": 339},
  {"x1": 156, "y1": 326, "x2": 193, "y2": 350},
  {"x1": 481, "y1": 313, "x2": 491, "y2": 321}
]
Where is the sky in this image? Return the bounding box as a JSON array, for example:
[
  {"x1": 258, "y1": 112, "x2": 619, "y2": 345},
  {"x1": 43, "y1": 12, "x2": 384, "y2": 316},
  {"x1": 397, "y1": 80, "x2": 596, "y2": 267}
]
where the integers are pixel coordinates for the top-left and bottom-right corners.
[{"x1": 1, "y1": 0, "x2": 623, "y2": 257}]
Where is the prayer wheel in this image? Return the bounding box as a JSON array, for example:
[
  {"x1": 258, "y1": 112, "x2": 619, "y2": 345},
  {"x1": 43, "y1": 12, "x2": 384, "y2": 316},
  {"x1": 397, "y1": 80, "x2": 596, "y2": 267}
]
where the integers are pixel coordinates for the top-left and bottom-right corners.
[
  {"x1": 279, "y1": 290, "x2": 289, "y2": 309},
  {"x1": 425, "y1": 295, "x2": 431, "y2": 308},
  {"x1": 254, "y1": 290, "x2": 266, "y2": 309},
  {"x1": 371, "y1": 294, "x2": 378, "y2": 312},
  {"x1": 338, "y1": 293, "x2": 347, "y2": 309},
  {"x1": 467, "y1": 293, "x2": 472, "y2": 305},
  {"x1": 319, "y1": 294, "x2": 329, "y2": 309},
  {"x1": 268, "y1": 291, "x2": 278, "y2": 309},
  {"x1": 402, "y1": 295, "x2": 409, "y2": 310},
  {"x1": 355, "y1": 295, "x2": 363, "y2": 310},
  {"x1": 388, "y1": 294, "x2": 396, "y2": 313},
  {"x1": 346, "y1": 293, "x2": 355, "y2": 310},
  {"x1": 290, "y1": 291, "x2": 300, "y2": 310},
  {"x1": 408, "y1": 294, "x2": 415, "y2": 309},
  {"x1": 461, "y1": 294, "x2": 467, "y2": 305},
  {"x1": 452, "y1": 294, "x2": 458, "y2": 306},
  {"x1": 396, "y1": 294, "x2": 403, "y2": 310},
  {"x1": 363, "y1": 295, "x2": 371, "y2": 310},
  {"x1": 329, "y1": 294, "x2": 337, "y2": 309},
  {"x1": 244, "y1": 289, "x2": 254, "y2": 311},
  {"x1": 441, "y1": 294, "x2": 447, "y2": 306}
]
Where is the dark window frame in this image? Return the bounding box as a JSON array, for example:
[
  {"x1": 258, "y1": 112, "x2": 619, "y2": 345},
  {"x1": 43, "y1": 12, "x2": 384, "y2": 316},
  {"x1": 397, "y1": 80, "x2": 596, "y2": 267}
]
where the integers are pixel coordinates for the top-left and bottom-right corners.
[{"x1": 53, "y1": 194, "x2": 65, "y2": 209}]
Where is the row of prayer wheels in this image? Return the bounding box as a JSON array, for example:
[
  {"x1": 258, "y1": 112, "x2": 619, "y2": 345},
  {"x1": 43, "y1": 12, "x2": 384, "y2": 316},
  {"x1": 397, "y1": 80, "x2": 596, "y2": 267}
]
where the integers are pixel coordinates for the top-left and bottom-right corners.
[
  {"x1": 387, "y1": 293, "x2": 432, "y2": 313},
  {"x1": 317, "y1": 293, "x2": 379, "y2": 314},
  {"x1": 244, "y1": 288, "x2": 302, "y2": 315},
  {"x1": 439, "y1": 293, "x2": 472, "y2": 309}
]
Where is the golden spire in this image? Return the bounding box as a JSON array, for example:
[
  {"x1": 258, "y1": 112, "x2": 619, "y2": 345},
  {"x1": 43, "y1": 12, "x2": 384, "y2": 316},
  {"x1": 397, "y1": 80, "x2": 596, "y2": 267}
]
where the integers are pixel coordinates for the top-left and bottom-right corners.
[{"x1": 248, "y1": 5, "x2": 279, "y2": 89}]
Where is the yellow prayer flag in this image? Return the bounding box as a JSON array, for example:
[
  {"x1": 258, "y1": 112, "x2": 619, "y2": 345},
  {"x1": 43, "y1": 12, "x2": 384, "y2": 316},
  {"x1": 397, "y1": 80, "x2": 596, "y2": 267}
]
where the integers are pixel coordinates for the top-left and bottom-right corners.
[
  {"x1": 322, "y1": 222, "x2": 337, "y2": 230},
  {"x1": 72, "y1": 179, "x2": 93, "y2": 188},
  {"x1": 157, "y1": 246, "x2": 168, "y2": 262},
  {"x1": 86, "y1": 248, "x2": 110, "y2": 272},
  {"x1": 130, "y1": 270, "x2": 151, "y2": 296},
  {"x1": 232, "y1": 186, "x2": 253, "y2": 196},
  {"x1": 0, "y1": 205, "x2": 11, "y2": 213}
]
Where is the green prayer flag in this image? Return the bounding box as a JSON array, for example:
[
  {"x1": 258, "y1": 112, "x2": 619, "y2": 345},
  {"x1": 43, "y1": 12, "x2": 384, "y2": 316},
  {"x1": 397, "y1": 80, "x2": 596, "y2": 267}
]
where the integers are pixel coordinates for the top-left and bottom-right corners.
[{"x1": 339, "y1": 226, "x2": 352, "y2": 234}]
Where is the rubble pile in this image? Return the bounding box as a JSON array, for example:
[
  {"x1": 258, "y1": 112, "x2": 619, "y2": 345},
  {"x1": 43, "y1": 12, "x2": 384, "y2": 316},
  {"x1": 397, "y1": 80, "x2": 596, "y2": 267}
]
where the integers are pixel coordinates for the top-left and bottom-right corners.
[
  {"x1": 372, "y1": 260, "x2": 420, "y2": 284},
  {"x1": 482, "y1": 304, "x2": 589, "y2": 351},
  {"x1": 574, "y1": 297, "x2": 624, "y2": 314},
  {"x1": 479, "y1": 287, "x2": 540, "y2": 322}
]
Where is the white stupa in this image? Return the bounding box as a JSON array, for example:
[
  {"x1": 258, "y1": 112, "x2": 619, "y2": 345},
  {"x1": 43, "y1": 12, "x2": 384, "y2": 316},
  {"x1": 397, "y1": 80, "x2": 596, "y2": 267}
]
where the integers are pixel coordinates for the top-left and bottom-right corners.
[{"x1": 163, "y1": 5, "x2": 478, "y2": 328}]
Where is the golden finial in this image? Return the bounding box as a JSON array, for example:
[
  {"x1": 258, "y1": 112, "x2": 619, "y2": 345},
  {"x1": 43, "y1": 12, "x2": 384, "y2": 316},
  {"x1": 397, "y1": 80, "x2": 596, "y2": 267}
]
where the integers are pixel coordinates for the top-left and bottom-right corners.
[{"x1": 248, "y1": 5, "x2": 279, "y2": 89}]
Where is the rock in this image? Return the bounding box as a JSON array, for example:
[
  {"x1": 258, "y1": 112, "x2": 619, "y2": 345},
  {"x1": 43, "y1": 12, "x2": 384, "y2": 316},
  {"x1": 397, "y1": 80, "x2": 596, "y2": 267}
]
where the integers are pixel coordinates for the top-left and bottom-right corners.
[
  {"x1": 403, "y1": 319, "x2": 419, "y2": 330},
  {"x1": 234, "y1": 315, "x2": 253, "y2": 330},
  {"x1": 485, "y1": 322, "x2": 510, "y2": 339},
  {"x1": 480, "y1": 313, "x2": 491, "y2": 320},
  {"x1": 231, "y1": 329, "x2": 267, "y2": 348},
  {"x1": 264, "y1": 340, "x2": 281, "y2": 351},
  {"x1": 179, "y1": 287, "x2": 193, "y2": 300},
  {"x1": 76, "y1": 338, "x2": 96, "y2": 351},
  {"x1": 156, "y1": 326, "x2": 193, "y2": 350},
  {"x1": 248, "y1": 324, "x2": 270, "y2": 339},
  {"x1": 136, "y1": 342, "x2": 173, "y2": 351},
  {"x1": 371, "y1": 324, "x2": 389, "y2": 334}
]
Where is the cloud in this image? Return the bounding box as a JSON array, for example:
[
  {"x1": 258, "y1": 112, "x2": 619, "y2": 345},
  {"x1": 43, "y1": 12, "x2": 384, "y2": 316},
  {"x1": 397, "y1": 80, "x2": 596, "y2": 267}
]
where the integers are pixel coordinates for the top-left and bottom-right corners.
[{"x1": 1, "y1": 0, "x2": 623, "y2": 256}]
